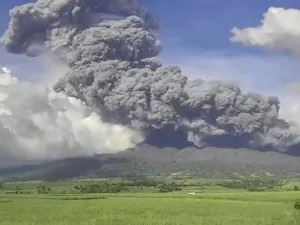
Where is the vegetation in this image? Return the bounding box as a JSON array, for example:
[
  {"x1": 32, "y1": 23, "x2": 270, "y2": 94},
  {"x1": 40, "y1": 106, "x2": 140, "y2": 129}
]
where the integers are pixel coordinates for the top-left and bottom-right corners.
[
  {"x1": 1, "y1": 149, "x2": 300, "y2": 182},
  {"x1": 76, "y1": 183, "x2": 126, "y2": 193},
  {"x1": 37, "y1": 185, "x2": 52, "y2": 194},
  {"x1": 0, "y1": 190, "x2": 300, "y2": 225},
  {"x1": 0, "y1": 175, "x2": 300, "y2": 224},
  {"x1": 157, "y1": 182, "x2": 182, "y2": 192},
  {"x1": 295, "y1": 201, "x2": 300, "y2": 210},
  {"x1": 217, "y1": 178, "x2": 285, "y2": 191}
]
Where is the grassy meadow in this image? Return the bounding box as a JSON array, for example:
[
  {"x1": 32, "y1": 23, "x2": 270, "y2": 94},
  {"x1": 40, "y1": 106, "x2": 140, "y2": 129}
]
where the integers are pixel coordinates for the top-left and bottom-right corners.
[{"x1": 0, "y1": 178, "x2": 300, "y2": 225}]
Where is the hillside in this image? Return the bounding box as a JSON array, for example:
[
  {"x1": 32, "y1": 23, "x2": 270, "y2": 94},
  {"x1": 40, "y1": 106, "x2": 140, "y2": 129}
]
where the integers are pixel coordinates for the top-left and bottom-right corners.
[{"x1": 0, "y1": 144, "x2": 300, "y2": 181}]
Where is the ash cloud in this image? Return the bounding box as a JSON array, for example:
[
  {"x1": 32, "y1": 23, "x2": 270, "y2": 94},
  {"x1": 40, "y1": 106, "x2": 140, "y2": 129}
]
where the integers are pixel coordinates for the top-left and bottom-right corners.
[{"x1": 2, "y1": 0, "x2": 300, "y2": 154}]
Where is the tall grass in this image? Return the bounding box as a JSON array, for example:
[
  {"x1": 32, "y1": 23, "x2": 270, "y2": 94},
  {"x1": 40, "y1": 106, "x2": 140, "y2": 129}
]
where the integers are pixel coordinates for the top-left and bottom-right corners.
[{"x1": 0, "y1": 193, "x2": 299, "y2": 225}]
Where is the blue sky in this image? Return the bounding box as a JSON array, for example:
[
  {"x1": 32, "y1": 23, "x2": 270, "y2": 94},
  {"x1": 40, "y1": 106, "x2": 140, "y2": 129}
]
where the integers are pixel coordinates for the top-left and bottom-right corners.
[
  {"x1": 140, "y1": 0, "x2": 300, "y2": 97},
  {"x1": 141, "y1": 0, "x2": 300, "y2": 53},
  {"x1": 0, "y1": 0, "x2": 300, "y2": 96}
]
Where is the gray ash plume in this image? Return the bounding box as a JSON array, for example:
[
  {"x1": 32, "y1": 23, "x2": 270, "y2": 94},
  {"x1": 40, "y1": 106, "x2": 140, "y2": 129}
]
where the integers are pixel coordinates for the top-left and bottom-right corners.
[{"x1": 2, "y1": 0, "x2": 300, "y2": 153}]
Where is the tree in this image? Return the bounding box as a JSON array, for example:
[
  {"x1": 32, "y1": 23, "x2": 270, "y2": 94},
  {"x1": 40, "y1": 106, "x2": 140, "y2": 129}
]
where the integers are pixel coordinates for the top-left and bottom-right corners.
[
  {"x1": 37, "y1": 184, "x2": 51, "y2": 194},
  {"x1": 294, "y1": 185, "x2": 300, "y2": 191}
]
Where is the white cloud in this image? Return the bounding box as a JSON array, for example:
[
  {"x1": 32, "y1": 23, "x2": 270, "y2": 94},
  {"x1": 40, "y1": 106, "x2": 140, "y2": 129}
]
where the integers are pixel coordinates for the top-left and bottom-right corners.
[
  {"x1": 0, "y1": 67, "x2": 143, "y2": 168},
  {"x1": 278, "y1": 96, "x2": 300, "y2": 125},
  {"x1": 228, "y1": 6, "x2": 300, "y2": 127},
  {"x1": 230, "y1": 7, "x2": 300, "y2": 54}
]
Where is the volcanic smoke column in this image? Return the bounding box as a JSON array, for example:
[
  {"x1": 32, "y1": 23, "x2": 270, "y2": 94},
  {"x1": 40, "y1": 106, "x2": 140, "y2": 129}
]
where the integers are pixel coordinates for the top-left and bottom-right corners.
[{"x1": 2, "y1": 0, "x2": 300, "y2": 153}]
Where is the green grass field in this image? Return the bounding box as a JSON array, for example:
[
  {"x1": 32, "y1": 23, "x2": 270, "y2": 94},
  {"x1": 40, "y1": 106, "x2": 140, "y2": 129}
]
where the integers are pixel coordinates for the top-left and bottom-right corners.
[{"x1": 0, "y1": 191, "x2": 300, "y2": 225}]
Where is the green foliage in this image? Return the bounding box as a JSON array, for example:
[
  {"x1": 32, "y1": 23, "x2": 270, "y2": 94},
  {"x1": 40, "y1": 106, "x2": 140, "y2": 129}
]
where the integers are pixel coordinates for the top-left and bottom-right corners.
[
  {"x1": 0, "y1": 199, "x2": 12, "y2": 203},
  {"x1": 76, "y1": 183, "x2": 127, "y2": 194},
  {"x1": 37, "y1": 185, "x2": 52, "y2": 194},
  {"x1": 17, "y1": 191, "x2": 33, "y2": 194},
  {"x1": 295, "y1": 201, "x2": 300, "y2": 210},
  {"x1": 125, "y1": 175, "x2": 158, "y2": 188},
  {"x1": 218, "y1": 179, "x2": 284, "y2": 191},
  {"x1": 158, "y1": 182, "x2": 182, "y2": 193},
  {"x1": 94, "y1": 160, "x2": 150, "y2": 178},
  {"x1": 294, "y1": 186, "x2": 300, "y2": 191},
  {"x1": 1, "y1": 192, "x2": 300, "y2": 225},
  {"x1": 70, "y1": 177, "x2": 183, "y2": 194}
]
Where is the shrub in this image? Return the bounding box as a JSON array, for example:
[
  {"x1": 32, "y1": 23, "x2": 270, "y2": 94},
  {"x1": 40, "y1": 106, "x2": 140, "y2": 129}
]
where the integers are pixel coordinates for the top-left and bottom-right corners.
[
  {"x1": 37, "y1": 184, "x2": 52, "y2": 194},
  {"x1": 158, "y1": 183, "x2": 182, "y2": 193},
  {"x1": 294, "y1": 201, "x2": 300, "y2": 210}
]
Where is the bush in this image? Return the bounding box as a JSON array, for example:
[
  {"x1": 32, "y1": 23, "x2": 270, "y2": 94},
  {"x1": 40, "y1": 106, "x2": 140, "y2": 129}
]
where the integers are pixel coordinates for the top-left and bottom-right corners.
[
  {"x1": 294, "y1": 185, "x2": 300, "y2": 191},
  {"x1": 0, "y1": 199, "x2": 12, "y2": 203},
  {"x1": 295, "y1": 201, "x2": 300, "y2": 210},
  {"x1": 18, "y1": 191, "x2": 33, "y2": 194},
  {"x1": 37, "y1": 184, "x2": 52, "y2": 194},
  {"x1": 158, "y1": 183, "x2": 182, "y2": 193},
  {"x1": 248, "y1": 187, "x2": 266, "y2": 192}
]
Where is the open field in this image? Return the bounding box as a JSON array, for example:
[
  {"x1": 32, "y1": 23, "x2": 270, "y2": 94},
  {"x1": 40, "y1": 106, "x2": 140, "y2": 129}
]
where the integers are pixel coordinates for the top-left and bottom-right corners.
[
  {"x1": 0, "y1": 178, "x2": 300, "y2": 225},
  {"x1": 0, "y1": 191, "x2": 300, "y2": 225}
]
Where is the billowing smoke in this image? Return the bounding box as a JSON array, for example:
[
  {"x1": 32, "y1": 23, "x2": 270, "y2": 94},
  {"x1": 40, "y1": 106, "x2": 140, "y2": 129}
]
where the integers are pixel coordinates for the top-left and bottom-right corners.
[
  {"x1": 0, "y1": 67, "x2": 143, "y2": 167},
  {"x1": 2, "y1": 0, "x2": 300, "y2": 154}
]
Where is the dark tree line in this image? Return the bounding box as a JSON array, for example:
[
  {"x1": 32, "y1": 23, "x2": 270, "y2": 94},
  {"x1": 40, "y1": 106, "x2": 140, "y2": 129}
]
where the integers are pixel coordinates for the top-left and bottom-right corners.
[{"x1": 217, "y1": 179, "x2": 285, "y2": 191}]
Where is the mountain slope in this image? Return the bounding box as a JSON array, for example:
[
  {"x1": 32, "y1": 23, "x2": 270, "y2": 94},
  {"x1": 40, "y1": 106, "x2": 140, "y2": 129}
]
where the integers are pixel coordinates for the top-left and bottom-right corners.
[{"x1": 0, "y1": 145, "x2": 299, "y2": 181}]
